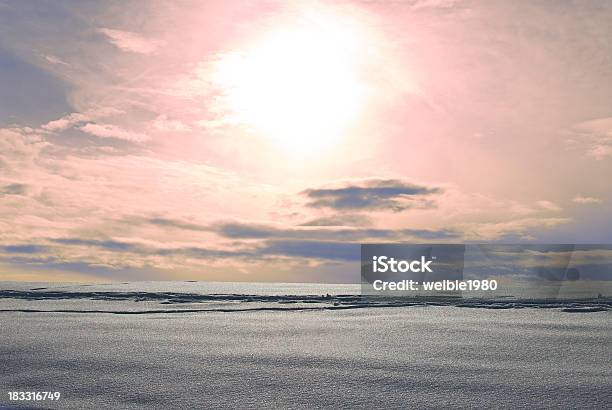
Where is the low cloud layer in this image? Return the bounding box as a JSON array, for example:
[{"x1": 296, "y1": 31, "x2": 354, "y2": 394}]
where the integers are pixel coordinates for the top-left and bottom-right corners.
[{"x1": 212, "y1": 221, "x2": 459, "y2": 241}]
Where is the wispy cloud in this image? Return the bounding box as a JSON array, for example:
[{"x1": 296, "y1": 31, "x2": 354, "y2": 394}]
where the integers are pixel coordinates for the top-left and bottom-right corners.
[
  {"x1": 536, "y1": 200, "x2": 561, "y2": 212},
  {"x1": 43, "y1": 55, "x2": 70, "y2": 66},
  {"x1": 464, "y1": 218, "x2": 572, "y2": 241},
  {"x1": 573, "y1": 196, "x2": 602, "y2": 205},
  {"x1": 151, "y1": 115, "x2": 191, "y2": 132},
  {"x1": 79, "y1": 123, "x2": 150, "y2": 142},
  {"x1": 97, "y1": 28, "x2": 163, "y2": 54},
  {"x1": 42, "y1": 113, "x2": 88, "y2": 132},
  {"x1": 571, "y1": 117, "x2": 612, "y2": 160},
  {"x1": 590, "y1": 145, "x2": 612, "y2": 160}
]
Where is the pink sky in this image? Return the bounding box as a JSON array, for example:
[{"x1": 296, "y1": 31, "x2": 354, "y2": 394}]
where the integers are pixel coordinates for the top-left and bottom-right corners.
[{"x1": 0, "y1": 0, "x2": 611, "y2": 282}]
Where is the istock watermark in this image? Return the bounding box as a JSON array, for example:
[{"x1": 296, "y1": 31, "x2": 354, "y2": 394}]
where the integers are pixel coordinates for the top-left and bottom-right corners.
[
  {"x1": 372, "y1": 255, "x2": 433, "y2": 273},
  {"x1": 361, "y1": 244, "x2": 612, "y2": 299}
]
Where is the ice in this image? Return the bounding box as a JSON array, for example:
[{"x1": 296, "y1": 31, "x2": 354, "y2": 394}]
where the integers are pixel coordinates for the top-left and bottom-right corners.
[{"x1": 1, "y1": 282, "x2": 610, "y2": 409}]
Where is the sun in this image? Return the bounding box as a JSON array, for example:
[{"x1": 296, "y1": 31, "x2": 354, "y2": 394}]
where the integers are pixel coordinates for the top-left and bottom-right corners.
[{"x1": 213, "y1": 18, "x2": 367, "y2": 154}]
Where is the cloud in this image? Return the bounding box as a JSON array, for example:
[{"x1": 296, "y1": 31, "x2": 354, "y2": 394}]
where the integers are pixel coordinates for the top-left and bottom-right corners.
[
  {"x1": 590, "y1": 145, "x2": 612, "y2": 160},
  {"x1": 40, "y1": 109, "x2": 128, "y2": 135},
  {"x1": 261, "y1": 240, "x2": 359, "y2": 261},
  {"x1": 80, "y1": 123, "x2": 150, "y2": 142},
  {"x1": 146, "y1": 217, "x2": 209, "y2": 231},
  {"x1": 302, "y1": 179, "x2": 441, "y2": 211},
  {"x1": 405, "y1": 229, "x2": 458, "y2": 240},
  {"x1": 573, "y1": 196, "x2": 602, "y2": 204},
  {"x1": 0, "y1": 219, "x2": 458, "y2": 269},
  {"x1": 299, "y1": 214, "x2": 372, "y2": 227},
  {"x1": 43, "y1": 55, "x2": 70, "y2": 66},
  {"x1": 216, "y1": 222, "x2": 278, "y2": 239},
  {"x1": 536, "y1": 200, "x2": 561, "y2": 211},
  {"x1": 0, "y1": 235, "x2": 358, "y2": 267},
  {"x1": 5, "y1": 237, "x2": 254, "y2": 264},
  {"x1": 575, "y1": 117, "x2": 612, "y2": 135},
  {"x1": 42, "y1": 113, "x2": 88, "y2": 131},
  {"x1": 51, "y1": 238, "x2": 137, "y2": 251},
  {"x1": 0, "y1": 254, "x2": 170, "y2": 281},
  {"x1": 0, "y1": 183, "x2": 28, "y2": 197},
  {"x1": 411, "y1": 0, "x2": 464, "y2": 11},
  {"x1": 572, "y1": 118, "x2": 612, "y2": 160},
  {"x1": 151, "y1": 115, "x2": 191, "y2": 132},
  {"x1": 1, "y1": 244, "x2": 48, "y2": 254},
  {"x1": 97, "y1": 28, "x2": 162, "y2": 54},
  {"x1": 212, "y1": 221, "x2": 458, "y2": 241},
  {"x1": 144, "y1": 217, "x2": 458, "y2": 241},
  {"x1": 465, "y1": 217, "x2": 571, "y2": 240}
]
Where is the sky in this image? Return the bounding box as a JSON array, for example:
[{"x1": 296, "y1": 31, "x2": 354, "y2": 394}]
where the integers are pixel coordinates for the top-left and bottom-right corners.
[{"x1": 1, "y1": 0, "x2": 611, "y2": 283}]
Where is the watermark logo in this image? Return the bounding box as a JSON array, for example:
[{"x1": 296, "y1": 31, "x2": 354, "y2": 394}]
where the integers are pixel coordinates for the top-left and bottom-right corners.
[{"x1": 372, "y1": 255, "x2": 434, "y2": 273}]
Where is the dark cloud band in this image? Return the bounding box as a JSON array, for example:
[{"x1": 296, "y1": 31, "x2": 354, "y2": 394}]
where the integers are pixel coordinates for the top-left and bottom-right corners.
[{"x1": 302, "y1": 179, "x2": 441, "y2": 211}]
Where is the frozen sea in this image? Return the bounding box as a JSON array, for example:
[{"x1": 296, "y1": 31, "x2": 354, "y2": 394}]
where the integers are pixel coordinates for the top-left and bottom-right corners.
[{"x1": 0, "y1": 281, "x2": 611, "y2": 409}]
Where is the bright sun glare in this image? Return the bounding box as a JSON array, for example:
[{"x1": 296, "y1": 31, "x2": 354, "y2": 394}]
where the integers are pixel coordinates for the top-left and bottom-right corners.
[{"x1": 214, "y1": 17, "x2": 367, "y2": 154}]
